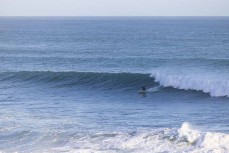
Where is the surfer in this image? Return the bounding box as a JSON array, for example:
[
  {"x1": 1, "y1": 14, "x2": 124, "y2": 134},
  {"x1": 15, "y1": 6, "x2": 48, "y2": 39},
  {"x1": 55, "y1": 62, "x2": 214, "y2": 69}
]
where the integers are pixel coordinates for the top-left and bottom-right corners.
[
  {"x1": 142, "y1": 87, "x2": 146, "y2": 92},
  {"x1": 139, "y1": 86, "x2": 147, "y2": 97},
  {"x1": 141, "y1": 86, "x2": 146, "y2": 92}
]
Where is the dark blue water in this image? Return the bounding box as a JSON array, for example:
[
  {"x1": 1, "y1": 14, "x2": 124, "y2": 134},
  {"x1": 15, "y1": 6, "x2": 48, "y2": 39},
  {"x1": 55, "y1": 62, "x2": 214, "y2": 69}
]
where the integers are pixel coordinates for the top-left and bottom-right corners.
[{"x1": 0, "y1": 17, "x2": 229, "y2": 153}]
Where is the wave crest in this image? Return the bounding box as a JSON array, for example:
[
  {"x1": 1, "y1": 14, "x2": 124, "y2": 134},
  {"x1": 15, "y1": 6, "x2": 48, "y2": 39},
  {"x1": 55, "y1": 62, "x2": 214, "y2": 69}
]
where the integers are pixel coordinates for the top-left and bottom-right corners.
[
  {"x1": 1, "y1": 71, "x2": 229, "y2": 97},
  {"x1": 151, "y1": 73, "x2": 229, "y2": 97}
]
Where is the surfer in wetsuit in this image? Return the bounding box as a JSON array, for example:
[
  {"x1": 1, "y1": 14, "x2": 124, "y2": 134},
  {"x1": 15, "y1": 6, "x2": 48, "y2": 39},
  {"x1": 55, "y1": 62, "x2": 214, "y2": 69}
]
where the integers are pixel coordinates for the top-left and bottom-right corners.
[
  {"x1": 139, "y1": 86, "x2": 147, "y2": 97},
  {"x1": 141, "y1": 86, "x2": 146, "y2": 92}
]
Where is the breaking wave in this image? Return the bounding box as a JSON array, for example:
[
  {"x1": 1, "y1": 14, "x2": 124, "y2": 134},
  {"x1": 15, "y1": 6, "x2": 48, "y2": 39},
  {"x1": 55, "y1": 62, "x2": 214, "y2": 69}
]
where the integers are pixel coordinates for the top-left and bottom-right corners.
[
  {"x1": 51, "y1": 122, "x2": 229, "y2": 153},
  {"x1": 151, "y1": 73, "x2": 229, "y2": 97},
  {"x1": 0, "y1": 71, "x2": 229, "y2": 97}
]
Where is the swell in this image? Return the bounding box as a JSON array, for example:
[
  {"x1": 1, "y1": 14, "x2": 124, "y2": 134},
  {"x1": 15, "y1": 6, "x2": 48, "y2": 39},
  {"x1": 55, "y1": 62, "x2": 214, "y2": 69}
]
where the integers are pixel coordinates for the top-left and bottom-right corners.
[
  {"x1": 0, "y1": 71, "x2": 229, "y2": 97},
  {"x1": 0, "y1": 71, "x2": 155, "y2": 90}
]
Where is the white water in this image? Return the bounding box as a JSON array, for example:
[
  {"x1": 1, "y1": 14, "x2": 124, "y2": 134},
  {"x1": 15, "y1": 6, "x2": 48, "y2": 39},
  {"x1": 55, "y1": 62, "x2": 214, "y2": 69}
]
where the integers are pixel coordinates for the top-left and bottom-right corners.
[
  {"x1": 51, "y1": 122, "x2": 229, "y2": 153},
  {"x1": 151, "y1": 72, "x2": 229, "y2": 97}
]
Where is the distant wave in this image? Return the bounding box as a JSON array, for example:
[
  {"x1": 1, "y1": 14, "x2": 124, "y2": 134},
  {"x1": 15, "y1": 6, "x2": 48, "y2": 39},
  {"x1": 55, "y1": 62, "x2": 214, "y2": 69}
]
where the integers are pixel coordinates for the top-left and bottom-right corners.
[
  {"x1": 151, "y1": 73, "x2": 229, "y2": 97},
  {"x1": 51, "y1": 122, "x2": 229, "y2": 153},
  {"x1": 1, "y1": 71, "x2": 229, "y2": 97}
]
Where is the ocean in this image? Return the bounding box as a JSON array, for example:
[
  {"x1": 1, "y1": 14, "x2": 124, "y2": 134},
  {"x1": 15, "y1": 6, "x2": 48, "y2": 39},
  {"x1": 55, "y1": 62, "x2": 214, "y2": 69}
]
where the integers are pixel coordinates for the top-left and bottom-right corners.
[{"x1": 0, "y1": 17, "x2": 229, "y2": 153}]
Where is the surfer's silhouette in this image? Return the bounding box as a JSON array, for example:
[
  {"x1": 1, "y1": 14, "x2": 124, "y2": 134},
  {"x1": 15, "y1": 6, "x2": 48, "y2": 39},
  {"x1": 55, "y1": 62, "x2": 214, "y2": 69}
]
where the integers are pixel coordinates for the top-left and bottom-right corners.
[
  {"x1": 141, "y1": 86, "x2": 146, "y2": 92},
  {"x1": 139, "y1": 86, "x2": 147, "y2": 97}
]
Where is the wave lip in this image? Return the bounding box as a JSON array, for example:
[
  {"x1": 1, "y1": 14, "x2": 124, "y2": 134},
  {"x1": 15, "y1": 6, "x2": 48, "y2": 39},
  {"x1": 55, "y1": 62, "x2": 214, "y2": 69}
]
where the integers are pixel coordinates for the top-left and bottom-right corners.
[{"x1": 151, "y1": 73, "x2": 229, "y2": 97}]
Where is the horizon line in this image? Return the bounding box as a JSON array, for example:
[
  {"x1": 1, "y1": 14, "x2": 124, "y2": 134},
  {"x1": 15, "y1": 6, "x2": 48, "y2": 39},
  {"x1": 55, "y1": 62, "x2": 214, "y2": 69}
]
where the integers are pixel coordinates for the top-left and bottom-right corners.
[{"x1": 0, "y1": 15, "x2": 229, "y2": 17}]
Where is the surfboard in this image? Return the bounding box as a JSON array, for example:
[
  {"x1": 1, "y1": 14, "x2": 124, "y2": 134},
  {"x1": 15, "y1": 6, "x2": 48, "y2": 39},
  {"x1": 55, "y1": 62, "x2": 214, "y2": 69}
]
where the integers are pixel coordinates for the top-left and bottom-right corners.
[{"x1": 138, "y1": 90, "x2": 148, "y2": 94}]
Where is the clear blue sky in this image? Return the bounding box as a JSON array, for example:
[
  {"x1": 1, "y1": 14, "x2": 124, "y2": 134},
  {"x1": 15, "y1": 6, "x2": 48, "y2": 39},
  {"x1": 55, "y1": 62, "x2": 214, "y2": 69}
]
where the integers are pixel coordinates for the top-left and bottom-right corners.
[{"x1": 1, "y1": 0, "x2": 229, "y2": 16}]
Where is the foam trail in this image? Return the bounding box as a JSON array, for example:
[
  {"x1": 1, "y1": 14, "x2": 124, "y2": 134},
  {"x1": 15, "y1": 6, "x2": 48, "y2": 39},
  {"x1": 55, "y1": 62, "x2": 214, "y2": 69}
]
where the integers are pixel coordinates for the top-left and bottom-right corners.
[
  {"x1": 147, "y1": 86, "x2": 161, "y2": 92},
  {"x1": 151, "y1": 73, "x2": 229, "y2": 97}
]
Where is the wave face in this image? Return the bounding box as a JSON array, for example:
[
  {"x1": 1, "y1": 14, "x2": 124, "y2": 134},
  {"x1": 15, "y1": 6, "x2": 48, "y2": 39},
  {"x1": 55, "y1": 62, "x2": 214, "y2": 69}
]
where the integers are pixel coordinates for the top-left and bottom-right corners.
[
  {"x1": 0, "y1": 71, "x2": 155, "y2": 90},
  {"x1": 47, "y1": 122, "x2": 229, "y2": 153},
  {"x1": 1, "y1": 71, "x2": 229, "y2": 98}
]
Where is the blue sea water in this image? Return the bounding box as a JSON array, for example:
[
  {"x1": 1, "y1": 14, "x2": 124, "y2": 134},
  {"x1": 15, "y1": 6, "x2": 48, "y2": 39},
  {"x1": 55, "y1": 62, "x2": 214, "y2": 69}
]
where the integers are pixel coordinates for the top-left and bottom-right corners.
[{"x1": 0, "y1": 17, "x2": 229, "y2": 153}]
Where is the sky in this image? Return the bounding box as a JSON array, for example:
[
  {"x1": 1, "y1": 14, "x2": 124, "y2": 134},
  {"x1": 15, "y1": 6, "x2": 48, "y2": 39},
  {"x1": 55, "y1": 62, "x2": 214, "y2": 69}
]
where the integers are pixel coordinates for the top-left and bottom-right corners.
[{"x1": 0, "y1": 0, "x2": 229, "y2": 16}]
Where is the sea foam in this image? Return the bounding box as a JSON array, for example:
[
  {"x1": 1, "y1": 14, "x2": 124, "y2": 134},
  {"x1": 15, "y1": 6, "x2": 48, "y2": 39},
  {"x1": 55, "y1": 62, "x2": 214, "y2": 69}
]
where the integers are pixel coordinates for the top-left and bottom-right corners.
[
  {"x1": 151, "y1": 72, "x2": 229, "y2": 97},
  {"x1": 52, "y1": 122, "x2": 229, "y2": 153}
]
